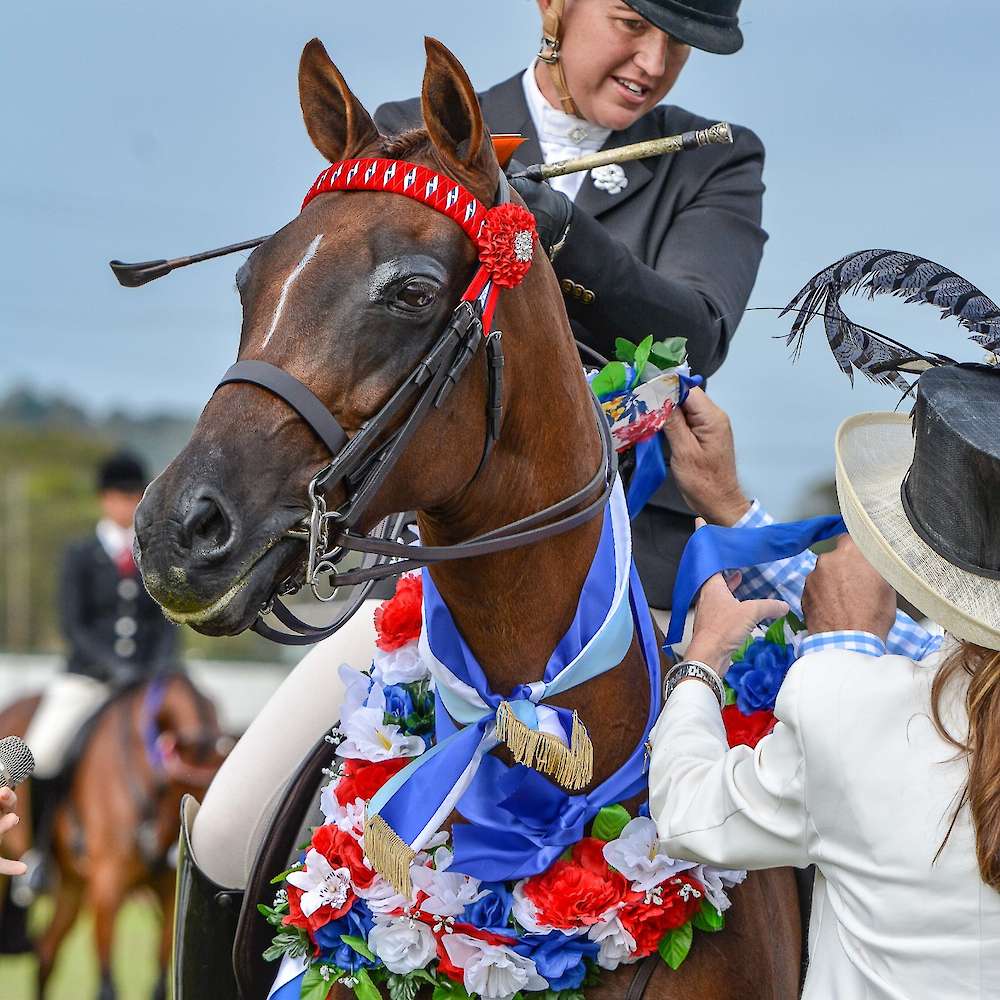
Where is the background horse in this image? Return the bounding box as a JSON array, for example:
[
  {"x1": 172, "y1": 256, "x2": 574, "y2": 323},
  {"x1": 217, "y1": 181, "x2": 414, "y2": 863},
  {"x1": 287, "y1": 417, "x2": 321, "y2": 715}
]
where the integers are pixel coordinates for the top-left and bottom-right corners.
[
  {"x1": 0, "y1": 673, "x2": 229, "y2": 1000},
  {"x1": 134, "y1": 37, "x2": 801, "y2": 998}
]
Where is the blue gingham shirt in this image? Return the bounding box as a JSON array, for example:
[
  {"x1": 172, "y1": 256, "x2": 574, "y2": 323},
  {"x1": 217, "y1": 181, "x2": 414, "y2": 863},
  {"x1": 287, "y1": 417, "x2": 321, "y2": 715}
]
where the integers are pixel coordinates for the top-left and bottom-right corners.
[{"x1": 732, "y1": 501, "x2": 943, "y2": 662}]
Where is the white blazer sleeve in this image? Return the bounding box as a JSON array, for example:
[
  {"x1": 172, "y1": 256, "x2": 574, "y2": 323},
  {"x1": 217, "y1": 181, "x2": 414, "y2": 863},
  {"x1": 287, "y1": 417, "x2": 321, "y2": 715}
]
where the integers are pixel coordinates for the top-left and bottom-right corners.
[{"x1": 648, "y1": 665, "x2": 812, "y2": 870}]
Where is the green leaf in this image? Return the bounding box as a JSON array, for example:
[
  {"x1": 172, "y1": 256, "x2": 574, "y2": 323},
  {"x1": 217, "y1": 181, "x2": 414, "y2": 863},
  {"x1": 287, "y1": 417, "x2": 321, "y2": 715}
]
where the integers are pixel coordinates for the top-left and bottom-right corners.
[
  {"x1": 591, "y1": 804, "x2": 631, "y2": 842},
  {"x1": 387, "y1": 970, "x2": 436, "y2": 1000},
  {"x1": 263, "y1": 929, "x2": 310, "y2": 963},
  {"x1": 614, "y1": 337, "x2": 637, "y2": 363},
  {"x1": 724, "y1": 683, "x2": 737, "y2": 707},
  {"x1": 432, "y1": 979, "x2": 473, "y2": 1000},
  {"x1": 731, "y1": 634, "x2": 753, "y2": 663},
  {"x1": 632, "y1": 335, "x2": 654, "y2": 379},
  {"x1": 342, "y1": 934, "x2": 377, "y2": 962},
  {"x1": 658, "y1": 921, "x2": 694, "y2": 970},
  {"x1": 270, "y1": 862, "x2": 303, "y2": 884},
  {"x1": 352, "y1": 967, "x2": 384, "y2": 1000},
  {"x1": 649, "y1": 337, "x2": 687, "y2": 370},
  {"x1": 692, "y1": 899, "x2": 725, "y2": 933},
  {"x1": 785, "y1": 610, "x2": 804, "y2": 633},
  {"x1": 300, "y1": 964, "x2": 342, "y2": 1000},
  {"x1": 764, "y1": 617, "x2": 787, "y2": 648},
  {"x1": 590, "y1": 362, "x2": 627, "y2": 400}
]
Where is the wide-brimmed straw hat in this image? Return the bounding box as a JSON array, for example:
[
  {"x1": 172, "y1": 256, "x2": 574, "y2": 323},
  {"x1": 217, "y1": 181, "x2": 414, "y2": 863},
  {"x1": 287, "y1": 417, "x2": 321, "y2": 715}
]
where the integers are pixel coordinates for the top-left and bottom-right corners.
[{"x1": 834, "y1": 364, "x2": 1000, "y2": 652}]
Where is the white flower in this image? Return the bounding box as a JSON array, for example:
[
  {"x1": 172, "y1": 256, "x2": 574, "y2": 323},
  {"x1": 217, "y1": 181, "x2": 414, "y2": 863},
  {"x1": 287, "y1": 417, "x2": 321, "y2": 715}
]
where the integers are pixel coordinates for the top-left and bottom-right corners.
[
  {"x1": 410, "y1": 848, "x2": 488, "y2": 917},
  {"x1": 368, "y1": 915, "x2": 437, "y2": 974},
  {"x1": 318, "y1": 789, "x2": 365, "y2": 840},
  {"x1": 371, "y1": 640, "x2": 429, "y2": 685},
  {"x1": 336, "y1": 681, "x2": 425, "y2": 760},
  {"x1": 442, "y1": 933, "x2": 548, "y2": 1000},
  {"x1": 285, "y1": 849, "x2": 353, "y2": 918},
  {"x1": 339, "y1": 663, "x2": 376, "y2": 719},
  {"x1": 690, "y1": 865, "x2": 746, "y2": 913},
  {"x1": 588, "y1": 914, "x2": 638, "y2": 971},
  {"x1": 602, "y1": 817, "x2": 696, "y2": 892},
  {"x1": 355, "y1": 873, "x2": 412, "y2": 916}
]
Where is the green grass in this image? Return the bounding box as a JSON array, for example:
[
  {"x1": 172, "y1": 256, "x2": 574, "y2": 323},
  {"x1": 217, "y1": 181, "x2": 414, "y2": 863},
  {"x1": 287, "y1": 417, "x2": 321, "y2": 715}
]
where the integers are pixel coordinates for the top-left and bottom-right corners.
[{"x1": 0, "y1": 895, "x2": 161, "y2": 1000}]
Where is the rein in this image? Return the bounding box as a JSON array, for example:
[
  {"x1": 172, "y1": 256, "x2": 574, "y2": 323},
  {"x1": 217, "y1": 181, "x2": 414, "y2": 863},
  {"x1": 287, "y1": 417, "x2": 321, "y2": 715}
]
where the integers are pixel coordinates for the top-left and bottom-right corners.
[{"x1": 216, "y1": 156, "x2": 617, "y2": 645}]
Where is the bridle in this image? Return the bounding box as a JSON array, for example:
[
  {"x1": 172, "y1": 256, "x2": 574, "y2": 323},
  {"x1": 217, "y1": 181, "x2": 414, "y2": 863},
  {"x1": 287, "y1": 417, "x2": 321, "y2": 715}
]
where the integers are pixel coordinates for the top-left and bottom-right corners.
[{"x1": 215, "y1": 155, "x2": 617, "y2": 645}]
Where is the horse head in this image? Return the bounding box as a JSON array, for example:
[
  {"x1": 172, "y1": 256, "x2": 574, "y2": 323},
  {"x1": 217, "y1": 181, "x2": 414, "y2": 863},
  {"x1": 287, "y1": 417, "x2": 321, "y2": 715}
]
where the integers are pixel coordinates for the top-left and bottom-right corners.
[
  {"x1": 151, "y1": 673, "x2": 231, "y2": 787},
  {"x1": 135, "y1": 38, "x2": 590, "y2": 640}
]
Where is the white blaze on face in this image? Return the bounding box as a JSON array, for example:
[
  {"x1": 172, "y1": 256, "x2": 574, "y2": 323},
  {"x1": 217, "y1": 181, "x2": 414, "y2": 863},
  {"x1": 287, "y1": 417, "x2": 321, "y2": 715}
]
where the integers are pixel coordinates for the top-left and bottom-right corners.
[{"x1": 261, "y1": 233, "x2": 324, "y2": 348}]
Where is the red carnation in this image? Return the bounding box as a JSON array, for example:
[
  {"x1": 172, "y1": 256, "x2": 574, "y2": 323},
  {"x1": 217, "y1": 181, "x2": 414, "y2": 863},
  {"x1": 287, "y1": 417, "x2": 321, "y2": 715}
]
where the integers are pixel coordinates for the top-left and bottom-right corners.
[
  {"x1": 311, "y1": 824, "x2": 375, "y2": 893},
  {"x1": 334, "y1": 757, "x2": 410, "y2": 806},
  {"x1": 374, "y1": 574, "x2": 423, "y2": 651},
  {"x1": 477, "y1": 203, "x2": 537, "y2": 289},
  {"x1": 722, "y1": 704, "x2": 777, "y2": 748},
  {"x1": 522, "y1": 837, "x2": 629, "y2": 929},
  {"x1": 618, "y1": 878, "x2": 703, "y2": 956}
]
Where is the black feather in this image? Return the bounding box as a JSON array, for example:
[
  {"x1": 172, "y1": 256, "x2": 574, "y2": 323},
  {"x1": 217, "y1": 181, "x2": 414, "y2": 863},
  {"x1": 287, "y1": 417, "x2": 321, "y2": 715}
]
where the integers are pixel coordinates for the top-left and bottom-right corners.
[{"x1": 781, "y1": 249, "x2": 1000, "y2": 388}]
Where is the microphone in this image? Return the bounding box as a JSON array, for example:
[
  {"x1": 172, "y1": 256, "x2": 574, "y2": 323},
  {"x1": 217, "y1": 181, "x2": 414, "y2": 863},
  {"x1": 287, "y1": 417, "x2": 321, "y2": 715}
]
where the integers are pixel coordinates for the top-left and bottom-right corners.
[{"x1": 0, "y1": 737, "x2": 35, "y2": 789}]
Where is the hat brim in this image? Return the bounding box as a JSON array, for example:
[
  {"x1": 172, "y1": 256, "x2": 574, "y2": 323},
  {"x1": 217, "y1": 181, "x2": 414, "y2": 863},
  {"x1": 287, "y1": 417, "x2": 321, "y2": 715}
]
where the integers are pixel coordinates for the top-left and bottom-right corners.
[
  {"x1": 835, "y1": 412, "x2": 1000, "y2": 651},
  {"x1": 623, "y1": 0, "x2": 744, "y2": 54}
]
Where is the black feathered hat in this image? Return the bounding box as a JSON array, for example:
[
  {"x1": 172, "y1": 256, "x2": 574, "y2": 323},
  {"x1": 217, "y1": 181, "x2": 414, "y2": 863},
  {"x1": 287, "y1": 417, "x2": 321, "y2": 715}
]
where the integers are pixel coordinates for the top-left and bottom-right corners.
[
  {"x1": 97, "y1": 451, "x2": 149, "y2": 493},
  {"x1": 623, "y1": 0, "x2": 743, "y2": 55}
]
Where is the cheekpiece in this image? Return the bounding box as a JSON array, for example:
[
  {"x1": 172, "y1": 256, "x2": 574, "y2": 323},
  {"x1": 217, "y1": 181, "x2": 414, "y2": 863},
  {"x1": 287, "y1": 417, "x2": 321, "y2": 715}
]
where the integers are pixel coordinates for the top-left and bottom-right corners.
[{"x1": 901, "y1": 364, "x2": 1000, "y2": 580}]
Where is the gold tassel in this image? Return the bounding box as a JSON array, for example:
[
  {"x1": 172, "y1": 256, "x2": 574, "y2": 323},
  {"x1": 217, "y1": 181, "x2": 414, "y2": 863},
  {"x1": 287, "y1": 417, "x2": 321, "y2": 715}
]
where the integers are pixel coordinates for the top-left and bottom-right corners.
[
  {"x1": 495, "y1": 702, "x2": 594, "y2": 791},
  {"x1": 363, "y1": 812, "x2": 415, "y2": 898}
]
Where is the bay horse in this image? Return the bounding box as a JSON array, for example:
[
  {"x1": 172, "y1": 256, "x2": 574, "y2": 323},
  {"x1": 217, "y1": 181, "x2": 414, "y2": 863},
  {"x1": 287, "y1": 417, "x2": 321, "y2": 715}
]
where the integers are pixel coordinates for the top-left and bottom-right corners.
[
  {"x1": 133, "y1": 37, "x2": 801, "y2": 998},
  {"x1": 0, "y1": 673, "x2": 229, "y2": 1000}
]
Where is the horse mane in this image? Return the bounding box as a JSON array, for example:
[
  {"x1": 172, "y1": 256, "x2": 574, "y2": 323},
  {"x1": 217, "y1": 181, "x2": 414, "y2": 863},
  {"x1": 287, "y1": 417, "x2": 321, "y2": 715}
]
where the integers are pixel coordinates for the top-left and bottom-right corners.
[{"x1": 379, "y1": 128, "x2": 435, "y2": 160}]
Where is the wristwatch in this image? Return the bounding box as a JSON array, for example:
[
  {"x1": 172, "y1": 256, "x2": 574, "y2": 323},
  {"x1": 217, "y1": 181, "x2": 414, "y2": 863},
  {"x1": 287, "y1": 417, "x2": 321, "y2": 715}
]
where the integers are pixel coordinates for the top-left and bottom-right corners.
[{"x1": 663, "y1": 660, "x2": 726, "y2": 709}]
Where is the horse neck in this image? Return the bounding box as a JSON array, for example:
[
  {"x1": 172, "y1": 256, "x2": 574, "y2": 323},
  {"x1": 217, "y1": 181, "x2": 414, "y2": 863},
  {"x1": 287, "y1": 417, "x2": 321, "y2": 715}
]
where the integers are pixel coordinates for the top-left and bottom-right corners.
[{"x1": 418, "y1": 266, "x2": 606, "y2": 691}]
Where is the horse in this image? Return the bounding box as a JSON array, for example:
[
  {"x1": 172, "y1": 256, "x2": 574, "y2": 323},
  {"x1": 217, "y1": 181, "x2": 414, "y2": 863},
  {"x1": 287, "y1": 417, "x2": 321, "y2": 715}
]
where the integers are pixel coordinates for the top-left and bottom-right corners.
[
  {"x1": 0, "y1": 672, "x2": 229, "y2": 1000},
  {"x1": 132, "y1": 37, "x2": 802, "y2": 999}
]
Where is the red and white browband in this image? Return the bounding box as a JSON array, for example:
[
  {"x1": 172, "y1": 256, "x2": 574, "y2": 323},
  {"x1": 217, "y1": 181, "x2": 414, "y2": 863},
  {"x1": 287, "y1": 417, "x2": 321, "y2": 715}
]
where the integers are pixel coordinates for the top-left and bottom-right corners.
[{"x1": 302, "y1": 157, "x2": 537, "y2": 334}]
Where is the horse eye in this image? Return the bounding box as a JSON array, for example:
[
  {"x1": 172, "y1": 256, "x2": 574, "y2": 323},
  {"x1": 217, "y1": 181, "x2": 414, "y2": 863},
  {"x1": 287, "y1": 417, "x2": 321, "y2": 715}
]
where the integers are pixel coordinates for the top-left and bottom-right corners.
[{"x1": 396, "y1": 283, "x2": 437, "y2": 310}]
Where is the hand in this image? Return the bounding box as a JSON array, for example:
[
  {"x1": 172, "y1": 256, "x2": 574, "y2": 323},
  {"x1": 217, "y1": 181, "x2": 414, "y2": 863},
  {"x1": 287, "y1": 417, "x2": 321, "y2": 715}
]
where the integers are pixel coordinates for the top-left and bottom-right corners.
[
  {"x1": 0, "y1": 788, "x2": 27, "y2": 877},
  {"x1": 684, "y1": 521, "x2": 790, "y2": 674},
  {"x1": 662, "y1": 388, "x2": 751, "y2": 526},
  {"x1": 802, "y1": 536, "x2": 896, "y2": 641},
  {"x1": 509, "y1": 166, "x2": 573, "y2": 257}
]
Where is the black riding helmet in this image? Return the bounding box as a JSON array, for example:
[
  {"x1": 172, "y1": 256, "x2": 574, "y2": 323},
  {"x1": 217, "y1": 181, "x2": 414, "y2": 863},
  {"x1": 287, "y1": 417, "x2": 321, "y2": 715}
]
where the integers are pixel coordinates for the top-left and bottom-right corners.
[{"x1": 622, "y1": 0, "x2": 743, "y2": 55}]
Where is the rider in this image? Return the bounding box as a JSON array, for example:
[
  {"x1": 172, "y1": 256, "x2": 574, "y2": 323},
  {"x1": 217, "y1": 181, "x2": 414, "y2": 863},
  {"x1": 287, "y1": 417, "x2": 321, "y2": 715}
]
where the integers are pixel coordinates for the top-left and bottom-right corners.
[
  {"x1": 186, "y1": 0, "x2": 762, "y2": 906},
  {"x1": 18, "y1": 452, "x2": 180, "y2": 891}
]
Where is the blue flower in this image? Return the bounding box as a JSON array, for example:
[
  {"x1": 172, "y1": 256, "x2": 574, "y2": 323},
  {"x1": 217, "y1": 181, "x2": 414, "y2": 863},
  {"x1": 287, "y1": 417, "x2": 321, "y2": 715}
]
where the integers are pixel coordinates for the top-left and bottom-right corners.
[
  {"x1": 382, "y1": 684, "x2": 414, "y2": 721},
  {"x1": 313, "y1": 901, "x2": 376, "y2": 971},
  {"x1": 725, "y1": 639, "x2": 796, "y2": 714},
  {"x1": 514, "y1": 931, "x2": 598, "y2": 991},
  {"x1": 461, "y1": 882, "x2": 512, "y2": 934}
]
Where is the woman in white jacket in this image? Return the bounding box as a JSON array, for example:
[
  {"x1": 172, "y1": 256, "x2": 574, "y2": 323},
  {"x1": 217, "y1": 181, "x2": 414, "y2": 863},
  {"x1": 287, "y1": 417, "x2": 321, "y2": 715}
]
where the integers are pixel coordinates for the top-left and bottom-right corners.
[{"x1": 651, "y1": 367, "x2": 1000, "y2": 998}]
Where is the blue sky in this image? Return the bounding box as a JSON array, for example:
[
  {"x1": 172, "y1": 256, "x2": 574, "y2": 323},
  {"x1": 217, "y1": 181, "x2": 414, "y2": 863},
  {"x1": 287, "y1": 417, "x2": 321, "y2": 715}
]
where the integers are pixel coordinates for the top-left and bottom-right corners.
[{"x1": 2, "y1": 0, "x2": 997, "y2": 516}]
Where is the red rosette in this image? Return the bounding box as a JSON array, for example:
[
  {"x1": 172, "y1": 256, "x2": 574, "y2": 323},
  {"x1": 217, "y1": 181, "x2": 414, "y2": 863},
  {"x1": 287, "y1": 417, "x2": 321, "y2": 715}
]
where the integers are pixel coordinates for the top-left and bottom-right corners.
[
  {"x1": 373, "y1": 574, "x2": 423, "y2": 651},
  {"x1": 334, "y1": 757, "x2": 410, "y2": 806},
  {"x1": 722, "y1": 704, "x2": 777, "y2": 748},
  {"x1": 618, "y1": 878, "x2": 704, "y2": 957},
  {"x1": 522, "y1": 837, "x2": 629, "y2": 929},
  {"x1": 476, "y1": 203, "x2": 537, "y2": 289}
]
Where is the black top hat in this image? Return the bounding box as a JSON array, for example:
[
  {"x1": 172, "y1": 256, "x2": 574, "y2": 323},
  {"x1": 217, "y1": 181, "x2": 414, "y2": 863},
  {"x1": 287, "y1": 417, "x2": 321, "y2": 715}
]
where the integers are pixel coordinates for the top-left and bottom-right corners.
[
  {"x1": 623, "y1": 0, "x2": 743, "y2": 55},
  {"x1": 97, "y1": 451, "x2": 149, "y2": 493},
  {"x1": 834, "y1": 363, "x2": 1000, "y2": 651}
]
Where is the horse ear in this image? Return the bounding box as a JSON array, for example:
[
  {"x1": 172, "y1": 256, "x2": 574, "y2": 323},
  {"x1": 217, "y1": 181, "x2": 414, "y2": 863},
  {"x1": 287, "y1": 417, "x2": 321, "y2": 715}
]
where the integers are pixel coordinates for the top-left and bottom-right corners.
[
  {"x1": 421, "y1": 37, "x2": 499, "y2": 194},
  {"x1": 299, "y1": 38, "x2": 380, "y2": 163}
]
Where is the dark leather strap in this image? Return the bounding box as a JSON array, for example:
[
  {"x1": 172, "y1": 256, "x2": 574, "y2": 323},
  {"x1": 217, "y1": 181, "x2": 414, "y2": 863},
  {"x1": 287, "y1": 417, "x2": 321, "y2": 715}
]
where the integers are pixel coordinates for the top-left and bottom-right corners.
[
  {"x1": 219, "y1": 360, "x2": 348, "y2": 457},
  {"x1": 625, "y1": 953, "x2": 660, "y2": 1000}
]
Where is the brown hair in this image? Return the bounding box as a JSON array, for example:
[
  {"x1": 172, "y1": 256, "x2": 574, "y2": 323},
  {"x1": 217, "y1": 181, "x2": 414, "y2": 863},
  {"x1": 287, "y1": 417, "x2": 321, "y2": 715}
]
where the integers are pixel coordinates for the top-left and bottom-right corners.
[{"x1": 930, "y1": 641, "x2": 1000, "y2": 890}]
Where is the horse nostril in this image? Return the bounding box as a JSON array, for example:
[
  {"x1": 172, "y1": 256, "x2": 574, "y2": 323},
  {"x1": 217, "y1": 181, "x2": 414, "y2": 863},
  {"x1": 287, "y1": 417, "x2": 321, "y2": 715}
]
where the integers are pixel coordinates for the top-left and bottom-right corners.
[{"x1": 180, "y1": 491, "x2": 235, "y2": 560}]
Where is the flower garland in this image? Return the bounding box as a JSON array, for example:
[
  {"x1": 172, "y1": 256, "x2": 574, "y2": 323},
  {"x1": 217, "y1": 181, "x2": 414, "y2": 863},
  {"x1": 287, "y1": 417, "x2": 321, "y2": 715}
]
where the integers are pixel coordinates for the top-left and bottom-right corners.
[{"x1": 262, "y1": 578, "x2": 794, "y2": 1000}]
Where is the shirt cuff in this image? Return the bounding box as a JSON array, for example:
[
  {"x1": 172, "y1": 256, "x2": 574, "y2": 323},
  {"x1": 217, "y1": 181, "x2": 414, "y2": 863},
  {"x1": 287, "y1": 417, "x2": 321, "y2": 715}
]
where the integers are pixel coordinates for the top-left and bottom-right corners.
[
  {"x1": 799, "y1": 631, "x2": 887, "y2": 659},
  {"x1": 732, "y1": 499, "x2": 774, "y2": 530}
]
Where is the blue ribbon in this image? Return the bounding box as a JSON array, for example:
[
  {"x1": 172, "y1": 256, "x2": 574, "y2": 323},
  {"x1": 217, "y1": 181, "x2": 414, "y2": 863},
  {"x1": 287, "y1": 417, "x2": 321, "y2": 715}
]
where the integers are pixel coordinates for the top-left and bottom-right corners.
[{"x1": 664, "y1": 515, "x2": 847, "y2": 645}]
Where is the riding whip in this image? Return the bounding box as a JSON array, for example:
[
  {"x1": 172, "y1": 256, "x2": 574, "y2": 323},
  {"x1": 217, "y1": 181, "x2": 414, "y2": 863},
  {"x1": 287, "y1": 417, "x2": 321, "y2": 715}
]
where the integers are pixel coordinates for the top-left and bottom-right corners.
[
  {"x1": 507, "y1": 122, "x2": 733, "y2": 182},
  {"x1": 0, "y1": 736, "x2": 34, "y2": 789},
  {"x1": 108, "y1": 123, "x2": 731, "y2": 288}
]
